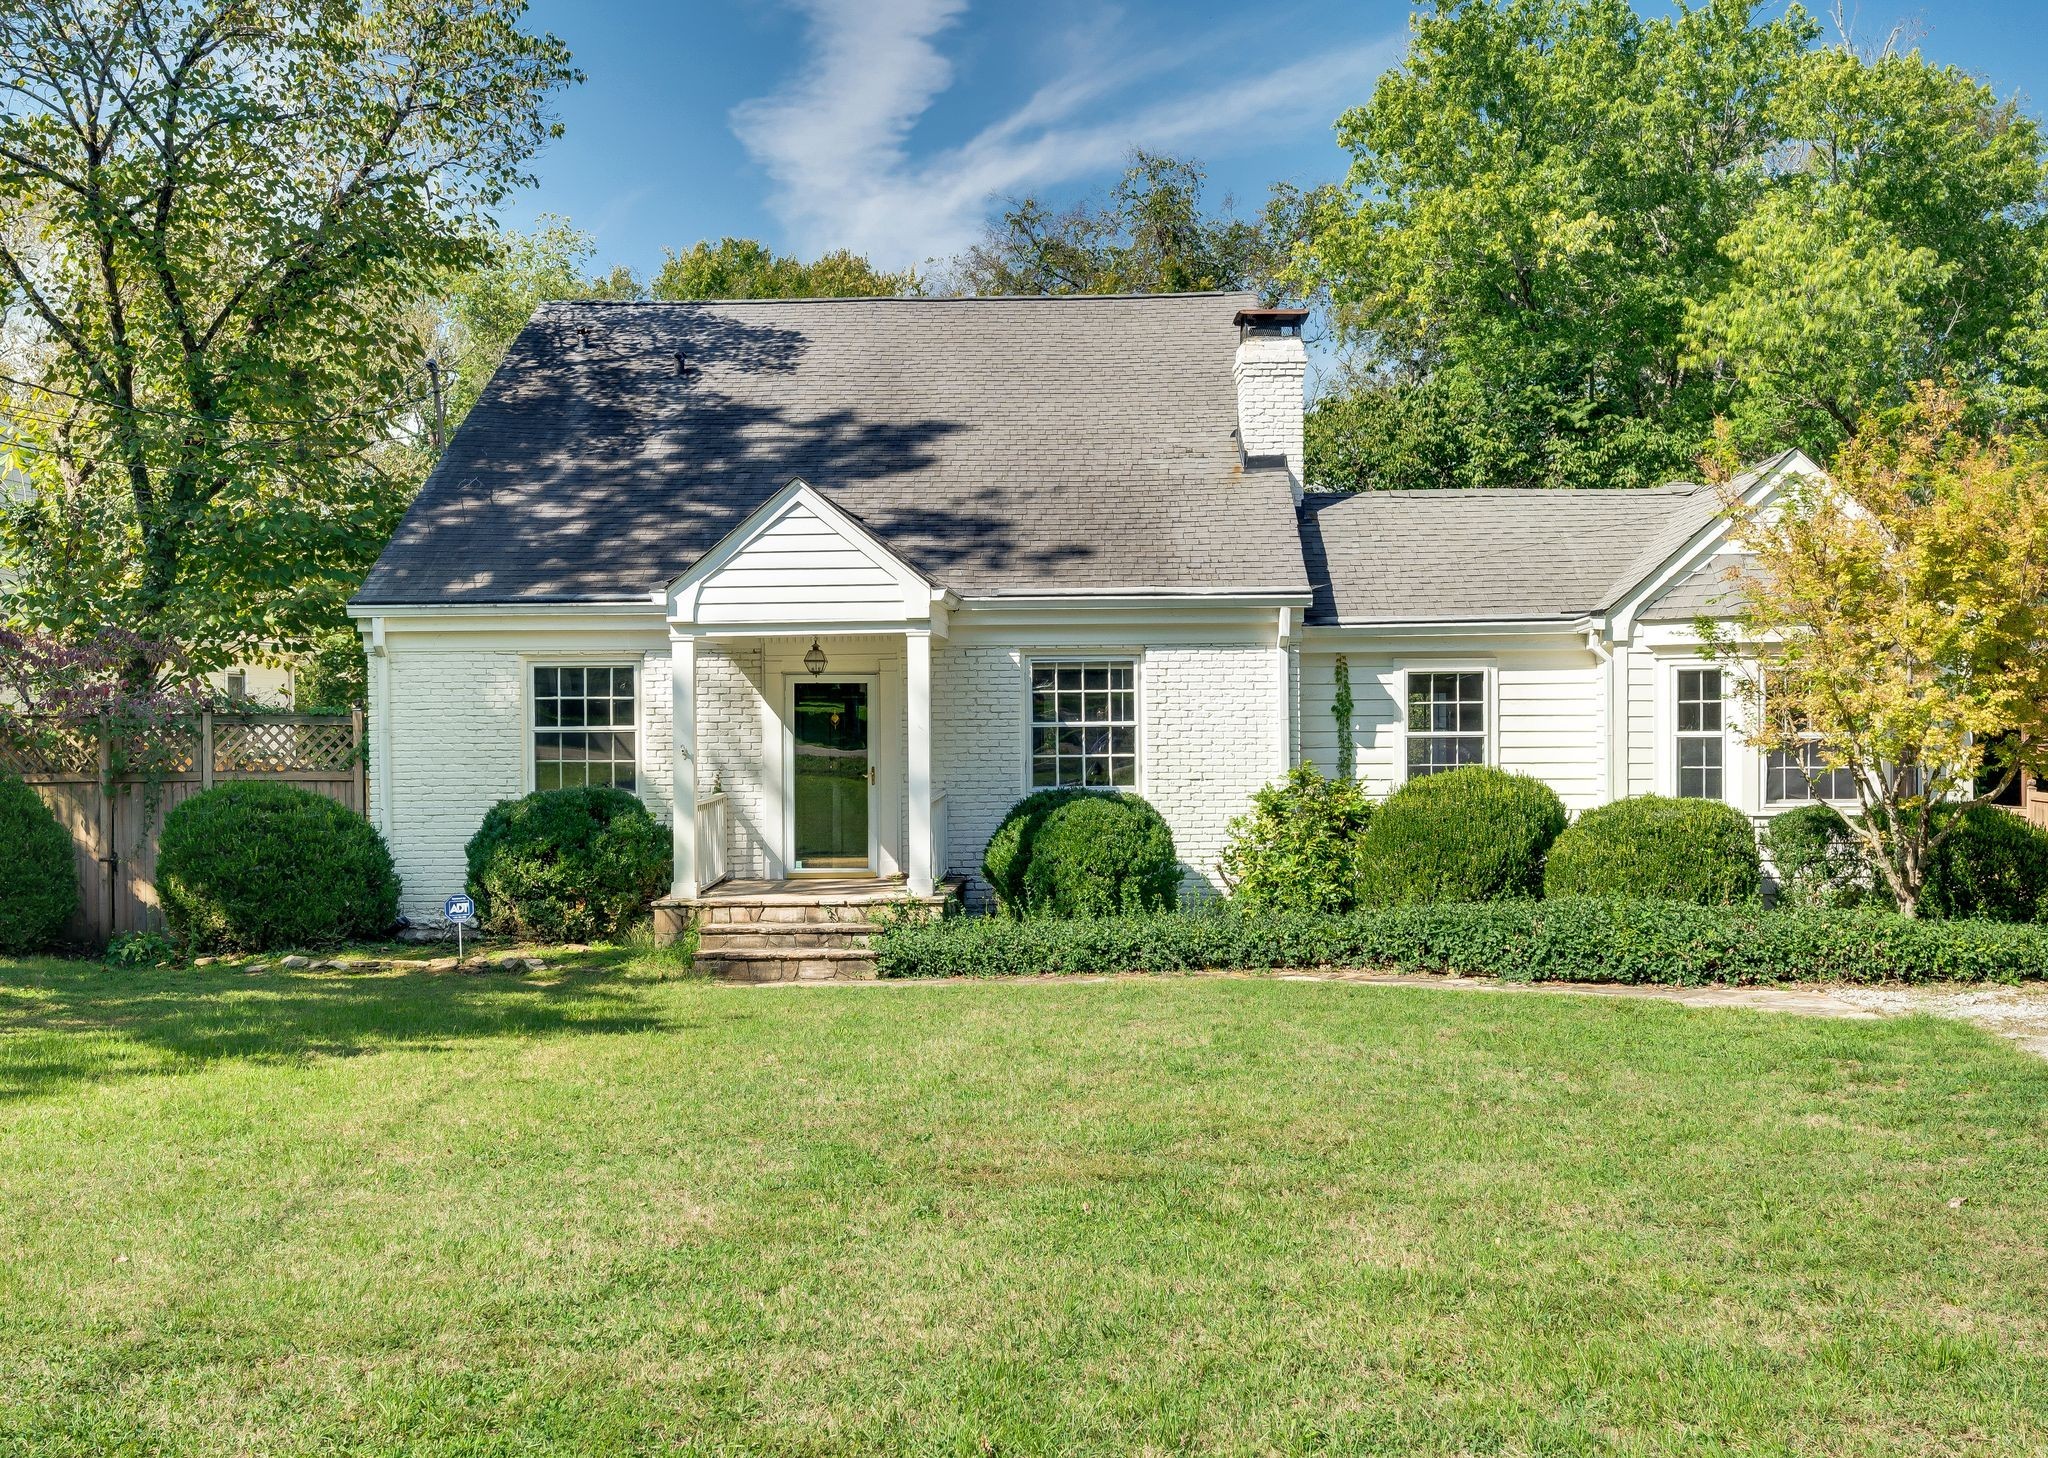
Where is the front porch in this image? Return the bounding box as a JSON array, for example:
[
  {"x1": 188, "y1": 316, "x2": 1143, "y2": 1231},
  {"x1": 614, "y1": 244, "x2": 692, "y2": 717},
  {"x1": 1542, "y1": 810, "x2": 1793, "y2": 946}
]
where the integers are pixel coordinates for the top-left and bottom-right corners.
[
  {"x1": 662, "y1": 479, "x2": 956, "y2": 913},
  {"x1": 656, "y1": 875, "x2": 963, "y2": 981}
]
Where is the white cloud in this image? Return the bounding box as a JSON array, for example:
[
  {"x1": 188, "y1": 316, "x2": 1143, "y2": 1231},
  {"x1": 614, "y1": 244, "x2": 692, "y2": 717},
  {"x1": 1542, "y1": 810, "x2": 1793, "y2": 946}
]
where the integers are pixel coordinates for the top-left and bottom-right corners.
[{"x1": 731, "y1": 1, "x2": 1401, "y2": 268}]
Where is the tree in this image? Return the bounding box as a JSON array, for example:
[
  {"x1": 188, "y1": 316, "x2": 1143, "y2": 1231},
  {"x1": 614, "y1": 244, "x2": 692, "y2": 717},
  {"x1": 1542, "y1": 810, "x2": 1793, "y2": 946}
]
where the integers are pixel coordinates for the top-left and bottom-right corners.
[
  {"x1": 939, "y1": 151, "x2": 1334, "y2": 302},
  {"x1": 0, "y1": 0, "x2": 577, "y2": 685},
  {"x1": 426, "y1": 216, "x2": 643, "y2": 438},
  {"x1": 651, "y1": 238, "x2": 913, "y2": 301},
  {"x1": 1683, "y1": 45, "x2": 2048, "y2": 457},
  {"x1": 1309, "y1": 0, "x2": 2048, "y2": 491},
  {"x1": 1703, "y1": 388, "x2": 2048, "y2": 916}
]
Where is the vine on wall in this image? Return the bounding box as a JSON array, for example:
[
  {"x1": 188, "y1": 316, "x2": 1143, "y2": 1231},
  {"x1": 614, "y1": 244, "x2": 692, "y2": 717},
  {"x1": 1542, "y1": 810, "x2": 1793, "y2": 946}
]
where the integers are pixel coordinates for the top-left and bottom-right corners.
[{"x1": 1332, "y1": 654, "x2": 1356, "y2": 781}]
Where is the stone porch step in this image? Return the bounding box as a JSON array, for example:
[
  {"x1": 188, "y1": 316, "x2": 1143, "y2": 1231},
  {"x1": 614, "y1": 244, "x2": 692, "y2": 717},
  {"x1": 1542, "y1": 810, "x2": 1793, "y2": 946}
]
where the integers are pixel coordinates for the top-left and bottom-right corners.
[
  {"x1": 694, "y1": 945, "x2": 878, "y2": 983},
  {"x1": 658, "y1": 876, "x2": 964, "y2": 981}
]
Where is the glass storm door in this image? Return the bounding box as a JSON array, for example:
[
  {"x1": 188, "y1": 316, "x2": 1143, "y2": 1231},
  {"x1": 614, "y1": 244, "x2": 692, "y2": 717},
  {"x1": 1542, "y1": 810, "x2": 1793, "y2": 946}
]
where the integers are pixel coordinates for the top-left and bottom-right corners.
[{"x1": 792, "y1": 681, "x2": 871, "y2": 869}]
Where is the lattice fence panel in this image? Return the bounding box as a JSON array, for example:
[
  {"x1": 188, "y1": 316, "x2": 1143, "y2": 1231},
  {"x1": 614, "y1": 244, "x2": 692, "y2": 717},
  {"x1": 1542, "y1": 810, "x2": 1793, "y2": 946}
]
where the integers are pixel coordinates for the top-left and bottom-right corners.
[
  {"x1": 213, "y1": 716, "x2": 358, "y2": 774},
  {"x1": 0, "y1": 725, "x2": 97, "y2": 778}
]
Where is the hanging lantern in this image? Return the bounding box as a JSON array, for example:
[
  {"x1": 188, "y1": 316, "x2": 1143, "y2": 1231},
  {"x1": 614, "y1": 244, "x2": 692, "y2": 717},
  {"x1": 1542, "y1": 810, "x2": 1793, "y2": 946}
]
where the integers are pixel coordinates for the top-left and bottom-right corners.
[{"x1": 804, "y1": 637, "x2": 828, "y2": 676}]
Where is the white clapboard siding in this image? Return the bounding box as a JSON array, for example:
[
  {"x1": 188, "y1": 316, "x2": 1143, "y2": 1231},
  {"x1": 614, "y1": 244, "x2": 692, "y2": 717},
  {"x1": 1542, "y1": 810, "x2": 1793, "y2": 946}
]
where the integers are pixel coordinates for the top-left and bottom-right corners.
[
  {"x1": 1299, "y1": 654, "x2": 1401, "y2": 796},
  {"x1": 1301, "y1": 647, "x2": 1604, "y2": 806},
  {"x1": 1495, "y1": 654, "x2": 1605, "y2": 809},
  {"x1": 695, "y1": 502, "x2": 911, "y2": 622},
  {"x1": 1624, "y1": 647, "x2": 1656, "y2": 795}
]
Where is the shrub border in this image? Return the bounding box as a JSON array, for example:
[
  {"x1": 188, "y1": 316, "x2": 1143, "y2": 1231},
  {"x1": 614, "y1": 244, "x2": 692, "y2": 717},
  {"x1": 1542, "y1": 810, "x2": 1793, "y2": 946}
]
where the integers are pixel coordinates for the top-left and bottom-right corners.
[{"x1": 874, "y1": 899, "x2": 2048, "y2": 986}]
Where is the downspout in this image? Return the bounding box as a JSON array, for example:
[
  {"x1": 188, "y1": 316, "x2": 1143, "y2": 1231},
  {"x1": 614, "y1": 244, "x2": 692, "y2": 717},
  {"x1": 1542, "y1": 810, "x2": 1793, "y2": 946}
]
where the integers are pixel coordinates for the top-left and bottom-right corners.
[{"x1": 369, "y1": 617, "x2": 392, "y2": 836}]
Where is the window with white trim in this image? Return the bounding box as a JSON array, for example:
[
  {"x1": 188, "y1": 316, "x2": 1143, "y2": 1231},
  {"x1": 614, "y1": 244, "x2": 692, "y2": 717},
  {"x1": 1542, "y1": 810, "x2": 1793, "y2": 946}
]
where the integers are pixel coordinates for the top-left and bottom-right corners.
[
  {"x1": 1405, "y1": 671, "x2": 1486, "y2": 777},
  {"x1": 1768, "y1": 742, "x2": 1858, "y2": 802},
  {"x1": 1029, "y1": 659, "x2": 1136, "y2": 788},
  {"x1": 1675, "y1": 667, "x2": 1724, "y2": 799},
  {"x1": 533, "y1": 665, "x2": 637, "y2": 791}
]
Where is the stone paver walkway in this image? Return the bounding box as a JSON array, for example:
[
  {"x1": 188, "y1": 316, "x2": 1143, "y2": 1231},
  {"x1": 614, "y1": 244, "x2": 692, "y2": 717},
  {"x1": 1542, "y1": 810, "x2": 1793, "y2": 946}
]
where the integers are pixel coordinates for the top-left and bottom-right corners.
[{"x1": 796, "y1": 967, "x2": 2048, "y2": 1060}]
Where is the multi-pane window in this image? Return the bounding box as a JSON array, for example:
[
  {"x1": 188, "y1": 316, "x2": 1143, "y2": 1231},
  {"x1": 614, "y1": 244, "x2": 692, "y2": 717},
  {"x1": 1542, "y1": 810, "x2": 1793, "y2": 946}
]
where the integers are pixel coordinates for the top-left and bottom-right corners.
[
  {"x1": 533, "y1": 665, "x2": 637, "y2": 791},
  {"x1": 1675, "y1": 667, "x2": 1724, "y2": 799},
  {"x1": 1030, "y1": 660, "x2": 1137, "y2": 788},
  {"x1": 1769, "y1": 742, "x2": 1858, "y2": 802},
  {"x1": 1406, "y1": 671, "x2": 1486, "y2": 777}
]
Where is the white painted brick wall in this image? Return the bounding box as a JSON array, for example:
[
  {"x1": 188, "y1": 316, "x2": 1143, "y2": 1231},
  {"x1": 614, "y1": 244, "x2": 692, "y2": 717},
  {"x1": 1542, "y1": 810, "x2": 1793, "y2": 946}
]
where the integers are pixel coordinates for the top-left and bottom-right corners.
[
  {"x1": 1234, "y1": 334, "x2": 1306, "y2": 491},
  {"x1": 1143, "y1": 645, "x2": 1285, "y2": 896},
  {"x1": 932, "y1": 641, "x2": 1024, "y2": 903},
  {"x1": 375, "y1": 648, "x2": 526, "y2": 922}
]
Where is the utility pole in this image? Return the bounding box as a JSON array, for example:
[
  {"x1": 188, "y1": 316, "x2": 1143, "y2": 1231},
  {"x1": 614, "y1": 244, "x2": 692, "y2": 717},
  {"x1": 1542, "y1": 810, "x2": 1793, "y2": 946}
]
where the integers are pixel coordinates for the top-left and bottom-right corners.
[{"x1": 425, "y1": 357, "x2": 447, "y2": 452}]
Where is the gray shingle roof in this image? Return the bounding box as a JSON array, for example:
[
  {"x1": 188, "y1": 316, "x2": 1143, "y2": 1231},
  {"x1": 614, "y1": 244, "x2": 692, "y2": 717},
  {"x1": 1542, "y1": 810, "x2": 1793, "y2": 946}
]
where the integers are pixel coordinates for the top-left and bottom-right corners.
[
  {"x1": 1300, "y1": 479, "x2": 1732, "y2": 625},
  {"x1": 1639, "y1": 553, "x2": 1758, "y2": 621},
  {"x1": 355, "y1": 293, "x2": 1308, "y2": 606}
]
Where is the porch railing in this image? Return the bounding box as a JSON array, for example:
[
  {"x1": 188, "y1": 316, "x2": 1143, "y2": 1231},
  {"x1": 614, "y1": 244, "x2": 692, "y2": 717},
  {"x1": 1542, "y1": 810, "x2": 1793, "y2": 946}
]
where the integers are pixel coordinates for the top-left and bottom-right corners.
[
  {"x1": 697, "y1": 792, "x2": 731, "y2": 890},
  {"x1": 930, "y1": 790, "x2": 949, "y2": 880}
]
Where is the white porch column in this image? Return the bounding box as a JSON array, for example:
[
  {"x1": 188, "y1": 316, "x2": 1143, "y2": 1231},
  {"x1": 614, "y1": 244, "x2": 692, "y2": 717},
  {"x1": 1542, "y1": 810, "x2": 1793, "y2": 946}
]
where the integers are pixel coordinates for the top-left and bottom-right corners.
[
  {"x1": 669, "y1": 632, "x2": 699, "y2": 900},
  {"x1": 906, "y1": 628, "x2": 934, "y2": 898}
]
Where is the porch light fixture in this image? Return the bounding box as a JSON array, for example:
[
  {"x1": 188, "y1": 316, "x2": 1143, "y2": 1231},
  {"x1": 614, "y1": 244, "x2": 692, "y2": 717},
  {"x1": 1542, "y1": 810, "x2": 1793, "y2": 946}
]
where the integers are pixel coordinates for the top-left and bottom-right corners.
[{"x1": 804, "y1": 637, "x2": 828, "y2": 676}]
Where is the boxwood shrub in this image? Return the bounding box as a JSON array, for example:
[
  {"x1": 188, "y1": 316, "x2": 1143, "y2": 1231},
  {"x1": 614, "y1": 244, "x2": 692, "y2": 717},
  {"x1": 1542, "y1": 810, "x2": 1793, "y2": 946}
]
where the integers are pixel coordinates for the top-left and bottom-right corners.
[
  {"x1": 980, "y1": 788, "x2": 1090, "y2": 912},
  {"x1": 1764, "y1": 804, "x2": 1877, "y2": 909},
  {"x1": 158, "y1": 781, "x2": 400, "y2": 951},
  {"x1": 1544, "y1": 795, "x2": 1761, "y2": 905},
  {"x1": 874, "y1": 900, "x2": 2048, "y2": 985},
  {"x1": 0, "y1": 773, "x2": 77, "y2": 953},
  {"x1": 1025, "y1": 792, "x2": 1180, "y2": 917},
  {"x1": 1354, "y1": 766, "x2": 1566, "y2": 906},
  {"x1": 1924, "y1": 805, "x2": 2048, "y2": 923},
  {"x1": 1220, "y1": 764, "x2": 1373, "y2": 914},
  {"x1": 465, "y1": 787, "x2": 671, "y2": 942}
]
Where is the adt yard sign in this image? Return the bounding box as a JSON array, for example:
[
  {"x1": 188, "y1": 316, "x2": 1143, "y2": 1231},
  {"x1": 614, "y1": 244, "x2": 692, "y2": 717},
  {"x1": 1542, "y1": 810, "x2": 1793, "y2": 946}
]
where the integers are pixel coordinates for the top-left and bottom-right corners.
[{"x1": 444, "y1": 894, "x2": 476, "y2": 962}]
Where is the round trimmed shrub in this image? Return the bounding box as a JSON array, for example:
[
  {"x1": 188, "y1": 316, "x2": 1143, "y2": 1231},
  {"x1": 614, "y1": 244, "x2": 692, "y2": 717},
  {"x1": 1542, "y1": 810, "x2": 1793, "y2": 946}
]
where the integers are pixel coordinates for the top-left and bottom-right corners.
[
  {"x1": 1221, "y1": 764, "x2": 1373, "y2": 914},
  {"x1": 158, "y1": 781, "x2": 399, "y2": 951},
  {"x1": 981, "y1": 788, "x2": 1091, "y2": 913},
  {"x1": 1354, "y1": 766, "x2": 1566, "y2": 906},
  {"x1": 1764, "y1": 804, "x2": 1877, "y2": 909},
  {"x1": 1924, "y1": 805, "x2": 2048, "y2": 923},
  {"x1": 1544, "y1": 795, "x2": 1761, "y2": 905},
  {"x1": 1017, "y1": 792, "x2": 1181, "y2": 918},
  {"x1": 0, "y1": 774, "x2": 77, "y2": 953},
  {"x1": 465, "y1": 787, "x2": 671, "y2": 942}
]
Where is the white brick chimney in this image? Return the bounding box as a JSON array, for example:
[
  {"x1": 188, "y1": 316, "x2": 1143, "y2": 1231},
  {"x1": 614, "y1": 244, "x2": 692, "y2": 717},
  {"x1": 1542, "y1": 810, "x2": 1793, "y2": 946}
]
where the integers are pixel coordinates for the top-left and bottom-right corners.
[{"x1": 1233, "y1": 306, "x2": 1309, "y2": 500}]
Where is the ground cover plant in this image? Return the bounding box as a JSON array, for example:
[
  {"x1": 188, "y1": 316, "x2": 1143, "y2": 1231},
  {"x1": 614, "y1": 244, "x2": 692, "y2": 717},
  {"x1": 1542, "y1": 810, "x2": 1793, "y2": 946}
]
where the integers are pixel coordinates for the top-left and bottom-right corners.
[{"x1": 1, "y1": 954, "x2": 2045, "y2": 1455}]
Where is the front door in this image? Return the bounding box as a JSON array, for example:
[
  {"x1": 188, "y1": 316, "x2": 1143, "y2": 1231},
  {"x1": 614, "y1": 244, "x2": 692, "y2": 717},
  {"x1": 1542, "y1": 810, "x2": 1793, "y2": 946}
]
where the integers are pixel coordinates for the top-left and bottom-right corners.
[{"x1": 791, "y1": 680, "x2": 872, "y2": 871}]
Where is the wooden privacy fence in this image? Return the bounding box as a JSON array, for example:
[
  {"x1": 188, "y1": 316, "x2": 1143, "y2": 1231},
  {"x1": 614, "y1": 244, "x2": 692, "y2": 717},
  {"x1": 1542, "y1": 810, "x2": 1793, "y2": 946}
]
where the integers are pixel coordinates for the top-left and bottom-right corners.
[{"x1": 6, "y1": 711, "x2": 365, "y2": 946}]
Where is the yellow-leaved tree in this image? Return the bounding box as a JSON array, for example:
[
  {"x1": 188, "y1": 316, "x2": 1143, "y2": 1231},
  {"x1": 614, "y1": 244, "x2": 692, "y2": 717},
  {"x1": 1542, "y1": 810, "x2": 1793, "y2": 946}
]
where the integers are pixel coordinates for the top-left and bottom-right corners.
[{"x1": 1703, "y1": 387, "x2": 2048, "y2": 917}]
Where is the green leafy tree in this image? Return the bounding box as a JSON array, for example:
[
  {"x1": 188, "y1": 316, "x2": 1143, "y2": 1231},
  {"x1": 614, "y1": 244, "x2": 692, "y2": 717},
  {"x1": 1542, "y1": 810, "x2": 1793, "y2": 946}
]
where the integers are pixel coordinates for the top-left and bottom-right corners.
[
  {"x1": 0, "y1": 0, "x2": 577, "y2": 684},
  {"x1": 651, "y1": 238, "x2": 913, "y2": 301},
  {"x1": 425, "y1": 216, "x2": 643, "y2": 437},
  {"x1": 941, "y1": 151, "x2": 1336, "y2": 301},
  {"x1": 1309, "y1": 0, "x2": 2048, "y2": 490},
  {"x1": 1314, "y1": 0, "x2": 1815, "y2": 490},
  {"x1": 1684, "y1": 47, "x2": 2048, "y2": 456}
]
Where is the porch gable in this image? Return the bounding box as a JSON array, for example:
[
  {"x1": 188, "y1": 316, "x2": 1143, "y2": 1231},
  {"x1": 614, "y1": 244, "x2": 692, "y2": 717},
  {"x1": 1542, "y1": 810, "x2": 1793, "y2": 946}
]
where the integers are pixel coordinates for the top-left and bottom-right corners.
[{"x1": 667, "y1": 478, "x2": 939, "y2": 629}]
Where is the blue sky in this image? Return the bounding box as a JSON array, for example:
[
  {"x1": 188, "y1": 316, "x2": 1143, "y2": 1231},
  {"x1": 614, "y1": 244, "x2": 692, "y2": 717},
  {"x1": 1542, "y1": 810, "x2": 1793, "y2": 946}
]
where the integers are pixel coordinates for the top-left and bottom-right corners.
[{"x1": 515, "y1": 1, "x2": 2048, "y2": 280}]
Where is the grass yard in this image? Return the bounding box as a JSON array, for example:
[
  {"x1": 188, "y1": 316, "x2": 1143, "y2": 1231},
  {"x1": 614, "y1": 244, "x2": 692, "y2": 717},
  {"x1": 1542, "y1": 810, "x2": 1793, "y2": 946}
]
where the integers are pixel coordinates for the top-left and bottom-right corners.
[{"x1": 2, "y1": 955, "x2": 2046, "y2": 1456}]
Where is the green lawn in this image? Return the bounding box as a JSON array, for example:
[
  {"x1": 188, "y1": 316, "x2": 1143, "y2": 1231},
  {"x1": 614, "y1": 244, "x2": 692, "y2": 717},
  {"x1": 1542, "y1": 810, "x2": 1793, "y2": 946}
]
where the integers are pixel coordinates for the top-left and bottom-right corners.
[{"x1": 3, "y1": 955, "x2": 2046, "y2": 1456}]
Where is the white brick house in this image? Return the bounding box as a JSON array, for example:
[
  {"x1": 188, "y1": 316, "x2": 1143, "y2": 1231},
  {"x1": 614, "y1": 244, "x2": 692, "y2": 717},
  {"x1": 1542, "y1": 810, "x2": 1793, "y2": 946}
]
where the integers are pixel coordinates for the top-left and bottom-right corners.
[{"x1": 349, "y1": 293, "x2": 1825, "y2": 924}]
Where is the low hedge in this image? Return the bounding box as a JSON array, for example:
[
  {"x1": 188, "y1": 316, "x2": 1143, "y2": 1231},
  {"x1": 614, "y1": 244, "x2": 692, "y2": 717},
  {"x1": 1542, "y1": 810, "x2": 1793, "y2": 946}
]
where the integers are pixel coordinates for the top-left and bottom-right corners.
[
  {"x1": 1544, "y1": 795, "x2": 1761, "y2": 905},
  {"x1": 873, "y1": 899, "x2": 2048, "y2": 985}
]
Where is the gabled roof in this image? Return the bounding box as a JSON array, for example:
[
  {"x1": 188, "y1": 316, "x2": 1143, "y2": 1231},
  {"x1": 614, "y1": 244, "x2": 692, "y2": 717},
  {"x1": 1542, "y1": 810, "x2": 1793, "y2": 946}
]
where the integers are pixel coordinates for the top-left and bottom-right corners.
[
  {"x1": 354, "y1": 292, "x2": 1308, "y2": 607},
  {"x1": 1299, "y1": 451, "x2": 1799, "y2": 626}
]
